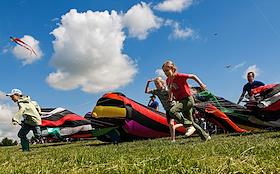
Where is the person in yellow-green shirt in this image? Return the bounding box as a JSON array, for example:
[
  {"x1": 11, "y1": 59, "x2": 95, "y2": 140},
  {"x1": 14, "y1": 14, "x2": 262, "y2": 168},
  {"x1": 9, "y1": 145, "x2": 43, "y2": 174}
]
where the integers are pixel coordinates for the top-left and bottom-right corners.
[{"x1": 6, "y1": 89, "x2": 42, "y2": 152}]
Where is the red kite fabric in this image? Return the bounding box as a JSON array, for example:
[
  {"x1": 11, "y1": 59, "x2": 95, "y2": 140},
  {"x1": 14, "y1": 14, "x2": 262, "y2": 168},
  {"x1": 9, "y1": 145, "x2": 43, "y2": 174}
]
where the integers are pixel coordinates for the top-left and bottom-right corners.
[{"x1": 10, "y1": 36, "x2": 37, "y2": 56}]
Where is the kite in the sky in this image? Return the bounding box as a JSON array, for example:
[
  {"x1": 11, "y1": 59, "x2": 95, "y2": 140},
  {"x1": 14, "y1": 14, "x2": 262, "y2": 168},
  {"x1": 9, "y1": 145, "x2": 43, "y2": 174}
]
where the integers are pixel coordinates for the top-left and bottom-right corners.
[
  {"x1": 10, "y1": 36, "x2": 37, "y2": 56},
  {"x1": 225, "y1": 65, "x2": 232, "y2": 69}
]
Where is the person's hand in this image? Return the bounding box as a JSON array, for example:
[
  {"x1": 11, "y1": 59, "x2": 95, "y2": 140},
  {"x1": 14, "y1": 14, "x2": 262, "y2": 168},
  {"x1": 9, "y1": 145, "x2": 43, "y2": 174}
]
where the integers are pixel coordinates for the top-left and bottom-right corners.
[
  {"x1": 168, "y1": 100, "x2": 176, "y2": 106},
  {"x1": 12, "y1": 119, "x2": 19, "y2": 125},
  {"x1": 200, "y1": 84, "x2": 207, "y2": 91},
  {"x1": 148, "y1": 79, "x2": 154, "y2": 82}
]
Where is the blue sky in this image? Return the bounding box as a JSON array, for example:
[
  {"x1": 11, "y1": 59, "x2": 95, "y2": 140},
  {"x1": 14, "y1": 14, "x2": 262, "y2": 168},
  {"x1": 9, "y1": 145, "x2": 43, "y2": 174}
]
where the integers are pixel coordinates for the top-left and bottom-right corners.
[{"x1": 1, "y1": 0, "x2": 280, "y2": 138}]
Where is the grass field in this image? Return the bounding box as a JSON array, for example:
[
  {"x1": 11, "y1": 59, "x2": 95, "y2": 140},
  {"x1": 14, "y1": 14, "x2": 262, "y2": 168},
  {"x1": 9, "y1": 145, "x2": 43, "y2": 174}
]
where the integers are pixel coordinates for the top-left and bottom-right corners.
[{"x1": 0, "y1": 131, "x2": 279, "y2": 174}]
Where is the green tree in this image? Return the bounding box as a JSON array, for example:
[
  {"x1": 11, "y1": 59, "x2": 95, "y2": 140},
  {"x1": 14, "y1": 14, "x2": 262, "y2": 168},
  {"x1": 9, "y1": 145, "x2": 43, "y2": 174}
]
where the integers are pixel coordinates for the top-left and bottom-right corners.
[
  {"x1": 13, "y1": 140, "x2": 18, "y2": 146},
  {"x1": 0, "y1": 137, "x2": 17, "y2": 146}
]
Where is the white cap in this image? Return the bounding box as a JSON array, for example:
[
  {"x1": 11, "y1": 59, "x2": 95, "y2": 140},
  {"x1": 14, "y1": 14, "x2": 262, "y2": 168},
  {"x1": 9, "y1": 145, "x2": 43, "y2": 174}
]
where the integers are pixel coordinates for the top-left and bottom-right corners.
[{"x1": 6, "y1": 89, "x2": 22, "y2": 96}]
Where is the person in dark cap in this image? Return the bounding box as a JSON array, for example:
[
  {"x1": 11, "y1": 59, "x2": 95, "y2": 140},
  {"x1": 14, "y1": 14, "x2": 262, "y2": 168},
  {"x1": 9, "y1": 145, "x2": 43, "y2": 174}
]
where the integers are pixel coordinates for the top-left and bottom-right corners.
[{"x1": 147, "y1": 94, "x2": 159, "y2": 111}]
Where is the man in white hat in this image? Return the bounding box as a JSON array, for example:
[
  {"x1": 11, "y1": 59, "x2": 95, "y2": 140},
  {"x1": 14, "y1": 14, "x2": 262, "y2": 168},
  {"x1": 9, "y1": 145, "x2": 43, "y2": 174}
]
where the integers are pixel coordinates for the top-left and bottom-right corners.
[{"x1": 6, "y1": 89, "x2": 42, "y2": 152}]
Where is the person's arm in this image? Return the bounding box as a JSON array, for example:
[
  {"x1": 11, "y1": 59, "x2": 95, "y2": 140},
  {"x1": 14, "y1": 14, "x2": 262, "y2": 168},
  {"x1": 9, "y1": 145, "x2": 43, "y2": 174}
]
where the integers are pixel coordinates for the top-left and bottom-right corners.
[
  {"x1": 32, "y1": 101, "x2": 41, "y2": 115},
  {"x1": 188, "y1": 74, "x2": 207, "y2": 91},
  {"x1": 145, "y1": 79, "x2": 153, "y2": 94},
  {"x1": 237, "y1": 90, "x2": 246, "y2": 105},
  {"x1": 260, "y1": 81, "x2": 265, "y2": 86},
  {"x1": 12, "y1": 103, "x2": 25, "y2": 125},
  {"x1": 147, "y1": 99, "x2": 152, "y2": 106}
]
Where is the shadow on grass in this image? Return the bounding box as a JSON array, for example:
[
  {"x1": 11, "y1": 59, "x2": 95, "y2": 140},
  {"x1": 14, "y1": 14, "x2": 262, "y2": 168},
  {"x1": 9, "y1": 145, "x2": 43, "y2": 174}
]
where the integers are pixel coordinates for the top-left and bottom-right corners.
[
  {"x1": 84, "y1": 142, "x2": 113, "y2": 147},
  {"x1": 31, "y1": 142, "x2": 71, "y2": 148},
  {"x1": 269, "y1": 134, "x2": 280, "y2": 139},
  {"x1": 226, "y1": 129, "x2": 280, "y2": 137}
]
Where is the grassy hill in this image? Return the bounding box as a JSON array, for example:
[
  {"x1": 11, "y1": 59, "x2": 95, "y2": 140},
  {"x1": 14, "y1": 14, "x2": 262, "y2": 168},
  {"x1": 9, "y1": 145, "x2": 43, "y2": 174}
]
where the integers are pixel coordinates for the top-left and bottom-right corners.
[{"x1": 0, "y1": 131, "x2": 279, "y2": 174}]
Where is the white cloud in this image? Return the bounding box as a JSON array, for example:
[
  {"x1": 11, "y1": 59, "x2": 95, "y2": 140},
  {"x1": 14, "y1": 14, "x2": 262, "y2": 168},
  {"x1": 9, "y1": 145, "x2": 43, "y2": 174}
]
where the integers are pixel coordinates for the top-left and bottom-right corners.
[
  {"x1": 165, "y1": 19, "x2": 196, "y2": 40},
  {"x1": 122, "y1": 2, "x2": 162, "y2": 40},
  {"x1": 47, "y1": 9, "x2": 137, "y2": 93},
  {"x1": 155, "y1": 69, "x2": 166, "y2": 79},
  {"x1": 12, "y1": 35, "x2": 43, "y2": 65},
  {"x1": 170, "y1": 25, "x2": 194, "y2": 40},
  {"x1": 1, "y1": 44, "x2": 11, "y2": 55},
  {"x1": 230, "y1": 61, "x2": 246, "y2": 71},
  {"x1": 51, "y1": 17, "x2": 59, "y2": 22},
  {"x1": 0, "y1": 93, "x2": 19, "y2": 140},
  {"x1": 47, "y1": 3, "x2": 198, "y2": 94},
  {"x1": 0, "y1": 91, "x2": 7, "y2": 101},
  {"x1": 1, "y1": 48, "x2": 8, "y2": 54},
  {"x1": 233, "y1": 61, "x2": 246, "y2": 70},
  {"x1": 155, "y1": 0, "x2": 194, "y2": 12},
  {"x1": 243, "y1": 65, "x2": 261, "y2": 79}
]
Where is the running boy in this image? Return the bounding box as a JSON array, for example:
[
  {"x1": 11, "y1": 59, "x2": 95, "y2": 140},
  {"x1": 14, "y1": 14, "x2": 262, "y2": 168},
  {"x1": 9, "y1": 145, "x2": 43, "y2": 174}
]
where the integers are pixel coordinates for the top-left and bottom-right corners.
[{"x1": 7, "y1": 89, "x2": 42, "y2": 151}]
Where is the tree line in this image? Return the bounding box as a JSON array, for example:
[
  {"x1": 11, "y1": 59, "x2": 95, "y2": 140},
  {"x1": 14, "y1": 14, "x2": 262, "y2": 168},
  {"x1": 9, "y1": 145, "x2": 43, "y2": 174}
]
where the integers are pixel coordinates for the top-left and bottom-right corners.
[{"x1": 0, "y1": 137, "x2": 18, "y2": 146}]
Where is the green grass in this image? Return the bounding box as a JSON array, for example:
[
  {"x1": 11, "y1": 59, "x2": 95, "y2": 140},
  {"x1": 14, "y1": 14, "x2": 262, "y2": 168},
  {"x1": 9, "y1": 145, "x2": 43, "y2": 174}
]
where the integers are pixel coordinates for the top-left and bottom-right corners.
[{"x1": 0, "y1": 131, "x2": 280, "y2": 174}]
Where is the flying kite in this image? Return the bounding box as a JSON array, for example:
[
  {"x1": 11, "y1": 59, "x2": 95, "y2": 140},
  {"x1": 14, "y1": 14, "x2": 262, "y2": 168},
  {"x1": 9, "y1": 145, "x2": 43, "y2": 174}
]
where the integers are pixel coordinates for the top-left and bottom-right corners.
[
  {"x1": 225, "y1": 65, "x2": 232, "y2": 69},
  {"x1": 10, "y1": 36, "x2": 37, "y2": 56}
]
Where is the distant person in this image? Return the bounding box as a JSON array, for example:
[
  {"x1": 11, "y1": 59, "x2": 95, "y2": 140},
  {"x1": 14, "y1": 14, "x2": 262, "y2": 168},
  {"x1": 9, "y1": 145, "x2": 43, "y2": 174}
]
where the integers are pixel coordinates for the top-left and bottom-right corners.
[
  {"x1": 145, "y1": 77, "x2": 195, "y2": 142},
  {"x1": 162, "y1": 60, "x2": 211, "y2": 141},
  {"x1": 6, "y1": 89, "x2": 42, "y2": 152},
  {"x1": 200, "y1": 118, "x2": 207, "y2": 131},
  {"x1": 147, "y1": 94, "x2": 159, "y2": 111},
  {"x1": 237, "y1": 72, "x2": 265, "y2": 104}
]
